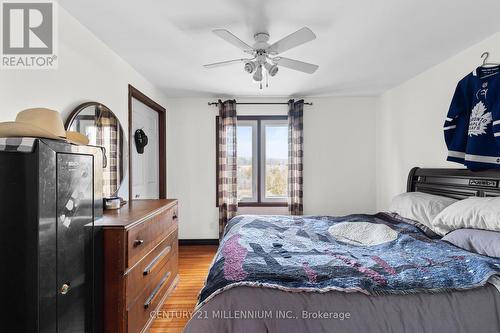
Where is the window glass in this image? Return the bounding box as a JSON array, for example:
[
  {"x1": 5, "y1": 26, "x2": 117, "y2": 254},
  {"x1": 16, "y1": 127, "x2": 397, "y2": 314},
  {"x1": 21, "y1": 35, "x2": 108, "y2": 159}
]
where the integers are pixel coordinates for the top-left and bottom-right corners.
[
  {"x1": 237, "y1": 125, "x2": 254, "y2": 201},
  {"x1": 229, "y1": 117, "x2": 288, "y2": 205},
  {"x1": 264, "y1": 124, "x2": 288, "y2": 199}
]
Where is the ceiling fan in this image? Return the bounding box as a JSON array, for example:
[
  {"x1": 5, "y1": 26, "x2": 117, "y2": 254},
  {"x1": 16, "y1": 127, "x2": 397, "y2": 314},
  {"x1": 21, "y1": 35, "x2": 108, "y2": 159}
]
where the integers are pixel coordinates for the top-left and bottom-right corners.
[{"x1": 203, "y1": 27, "x2": 319, "y2": 89}]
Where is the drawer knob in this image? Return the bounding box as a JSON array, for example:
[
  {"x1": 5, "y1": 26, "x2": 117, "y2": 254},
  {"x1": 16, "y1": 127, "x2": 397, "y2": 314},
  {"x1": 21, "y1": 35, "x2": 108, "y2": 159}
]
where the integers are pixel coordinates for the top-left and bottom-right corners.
[
  {"x1": 134, "y1": 239, "x2": 144, "y2": 247},
  {"x1": 60, "y1": 283, "x2": 70, "y2": 295}
]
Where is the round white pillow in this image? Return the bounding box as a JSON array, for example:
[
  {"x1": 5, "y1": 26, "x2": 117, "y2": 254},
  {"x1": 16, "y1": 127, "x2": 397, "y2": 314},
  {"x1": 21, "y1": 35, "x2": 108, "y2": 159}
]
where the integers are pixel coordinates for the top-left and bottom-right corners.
[{"x1": 328, "y1": 221, "x2": 398, "y2": 246}]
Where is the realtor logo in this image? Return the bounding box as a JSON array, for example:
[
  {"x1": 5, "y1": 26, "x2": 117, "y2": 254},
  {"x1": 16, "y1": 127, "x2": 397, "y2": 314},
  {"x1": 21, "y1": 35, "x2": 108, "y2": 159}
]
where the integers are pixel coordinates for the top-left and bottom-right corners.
[{"x1": 1, "y1": 1, "x2": 57, "y2": 69}]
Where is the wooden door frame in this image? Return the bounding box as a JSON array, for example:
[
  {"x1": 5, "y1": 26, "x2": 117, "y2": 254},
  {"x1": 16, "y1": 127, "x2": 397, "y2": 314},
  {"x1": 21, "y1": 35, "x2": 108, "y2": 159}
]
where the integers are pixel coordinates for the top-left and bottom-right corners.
[{"x1": 128, "y1": 84, "x2": 166, "y2": 201}]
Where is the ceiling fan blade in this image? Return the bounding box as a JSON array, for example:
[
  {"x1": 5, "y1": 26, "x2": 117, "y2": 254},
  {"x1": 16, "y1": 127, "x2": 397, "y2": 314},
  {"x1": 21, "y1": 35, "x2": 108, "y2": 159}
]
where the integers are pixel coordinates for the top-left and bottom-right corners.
[
  {"x1": 267, "y1": 27, "x2": 316, "y2": 54},
  {"x1": 203, "y1": 58, "x2": 250, "y2": 69},
  {"x1": 273, "y1": 57, "x2": 319, "y2": 74},
  {"x1": 212, "y1": 29, "x2": 254, "y2": 53}
]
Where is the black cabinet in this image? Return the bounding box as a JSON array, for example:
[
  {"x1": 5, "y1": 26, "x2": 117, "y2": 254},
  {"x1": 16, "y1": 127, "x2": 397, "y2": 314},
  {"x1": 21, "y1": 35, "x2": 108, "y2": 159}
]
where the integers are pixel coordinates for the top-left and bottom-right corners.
[{"x1": 0, "y1": 138, "x2": 103, "y2": 333}]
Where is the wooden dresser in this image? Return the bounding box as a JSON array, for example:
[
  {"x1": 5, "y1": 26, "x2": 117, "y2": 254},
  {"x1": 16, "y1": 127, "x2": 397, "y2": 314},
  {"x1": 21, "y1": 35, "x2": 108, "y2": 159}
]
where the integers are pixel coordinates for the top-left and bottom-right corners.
[{"x1": 96, "y1": 199, "x2": 179, "y2": 333}]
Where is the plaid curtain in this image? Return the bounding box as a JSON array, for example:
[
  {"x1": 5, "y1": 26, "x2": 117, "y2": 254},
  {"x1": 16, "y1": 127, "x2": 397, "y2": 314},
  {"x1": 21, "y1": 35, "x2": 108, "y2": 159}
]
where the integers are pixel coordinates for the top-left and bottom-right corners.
[
  {"x1": 217, "y1": 99, "x2": 238, "y2": 238},
  {"x1": 96, "y1": 106, "x2": 121, "y2": 197},
  {"x1": 288, "y1": 99, "x2": 304, "y2": 215}
]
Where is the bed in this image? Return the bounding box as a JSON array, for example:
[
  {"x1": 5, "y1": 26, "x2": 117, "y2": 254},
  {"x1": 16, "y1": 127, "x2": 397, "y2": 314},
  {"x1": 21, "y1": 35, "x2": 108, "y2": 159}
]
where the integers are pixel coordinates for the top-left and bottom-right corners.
[{"x1": 184, "y1": 168, "x2": 500, "y2": 333}]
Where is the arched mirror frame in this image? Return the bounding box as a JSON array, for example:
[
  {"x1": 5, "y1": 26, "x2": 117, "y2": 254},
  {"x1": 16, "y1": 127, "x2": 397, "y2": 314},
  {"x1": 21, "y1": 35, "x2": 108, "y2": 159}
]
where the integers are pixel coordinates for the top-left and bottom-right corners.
[{"x1": 65, "y1": 102, "x2": 127, "y2": 198}]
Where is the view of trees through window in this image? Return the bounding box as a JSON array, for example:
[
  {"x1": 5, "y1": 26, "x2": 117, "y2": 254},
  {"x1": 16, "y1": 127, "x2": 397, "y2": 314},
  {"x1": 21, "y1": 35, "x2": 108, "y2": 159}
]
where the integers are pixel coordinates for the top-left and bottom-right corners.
[
  {"x1": 236, "y1": 119, "x2": 288, "y2": 203},
  {"x1": 237, "y1": 125, "x2": 253, "y2": 201},
  {"x1": 265, "y1": 125, "x2": 287, "y2": 198}
]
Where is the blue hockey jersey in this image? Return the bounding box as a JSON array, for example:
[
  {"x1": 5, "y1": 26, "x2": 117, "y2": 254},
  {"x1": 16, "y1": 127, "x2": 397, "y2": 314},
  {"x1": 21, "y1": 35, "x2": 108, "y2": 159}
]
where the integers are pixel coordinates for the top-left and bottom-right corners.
[{"x1": 444, "y1": 66, "x2": 500, "y2": 169}]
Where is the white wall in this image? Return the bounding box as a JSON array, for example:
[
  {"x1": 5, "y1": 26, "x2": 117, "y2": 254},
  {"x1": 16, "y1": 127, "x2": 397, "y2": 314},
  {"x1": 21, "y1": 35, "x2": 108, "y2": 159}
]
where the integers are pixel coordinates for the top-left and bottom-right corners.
[
  {"x1": 303, "y1": 97, "x2": 378, "y2": 216},
  {"x1": 0, "y1": 6, "x2": 169, "y2": 198},
  {"x1": 167, "y1": 97, "x2": 378, "y2": 239},
  {"x1": 376, "y1": 31, "x2": 500, "y2": 210},
  {"x1": 165, "y1": 98, "x2": 219, "y2": 239}
]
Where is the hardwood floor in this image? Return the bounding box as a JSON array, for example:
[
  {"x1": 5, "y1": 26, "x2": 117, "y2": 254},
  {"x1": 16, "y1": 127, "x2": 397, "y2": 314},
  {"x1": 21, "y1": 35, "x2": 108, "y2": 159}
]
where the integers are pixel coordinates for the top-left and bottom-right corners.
[{"x1": 150, "y1": 245, "x2": 218, "y2": 333}]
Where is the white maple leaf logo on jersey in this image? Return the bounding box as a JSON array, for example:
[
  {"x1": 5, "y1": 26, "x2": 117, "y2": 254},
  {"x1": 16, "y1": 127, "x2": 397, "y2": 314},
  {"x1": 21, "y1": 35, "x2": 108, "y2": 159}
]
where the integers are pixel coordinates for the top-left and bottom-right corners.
[{"x1": 468, "y1": 101, "x2": 492, "y2": 136}]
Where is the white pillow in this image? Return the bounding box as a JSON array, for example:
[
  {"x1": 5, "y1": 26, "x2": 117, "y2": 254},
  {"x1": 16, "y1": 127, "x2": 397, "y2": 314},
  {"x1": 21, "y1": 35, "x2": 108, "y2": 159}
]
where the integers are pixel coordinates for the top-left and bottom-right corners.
[
  {"x1": 432, "y1": 197, "x2": 500, "y2": 236},
  {"x1": 389, "y1": 192, "x2": 457, "y2": 230}
]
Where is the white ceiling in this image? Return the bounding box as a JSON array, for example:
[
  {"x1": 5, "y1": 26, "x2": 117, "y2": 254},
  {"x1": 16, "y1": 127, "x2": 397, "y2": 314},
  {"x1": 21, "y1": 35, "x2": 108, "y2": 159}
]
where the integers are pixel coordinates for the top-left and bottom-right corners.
[{"x1": 59, "y1": 0, "x2": 500, "y2": 97}]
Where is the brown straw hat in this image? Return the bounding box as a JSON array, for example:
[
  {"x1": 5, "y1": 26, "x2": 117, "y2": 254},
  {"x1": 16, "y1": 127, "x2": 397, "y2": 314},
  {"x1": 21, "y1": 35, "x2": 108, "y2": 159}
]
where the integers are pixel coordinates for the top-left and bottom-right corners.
[{"x1": 0, "y1": 108, "x2": 89, "y2": 145}]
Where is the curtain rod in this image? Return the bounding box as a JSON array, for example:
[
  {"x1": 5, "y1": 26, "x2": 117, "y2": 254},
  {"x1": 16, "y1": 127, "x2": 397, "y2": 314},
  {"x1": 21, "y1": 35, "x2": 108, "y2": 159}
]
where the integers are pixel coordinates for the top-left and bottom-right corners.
[{"x1": 208, "y1": 101, "x2": 313, "y2": 106}]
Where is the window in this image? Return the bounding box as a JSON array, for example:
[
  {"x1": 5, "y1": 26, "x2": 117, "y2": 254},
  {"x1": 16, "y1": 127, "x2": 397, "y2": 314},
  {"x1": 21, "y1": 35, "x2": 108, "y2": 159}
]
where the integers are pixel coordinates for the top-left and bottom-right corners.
[
  {"x1": 229, "y1": 116, "x2": 288, "y2": 206},
  {"x1": 261, "y1": 120, "x2": 288, "y2": 202},
  {"x1": 236, "y1": 120, "x2": 257, "y2": 202}
]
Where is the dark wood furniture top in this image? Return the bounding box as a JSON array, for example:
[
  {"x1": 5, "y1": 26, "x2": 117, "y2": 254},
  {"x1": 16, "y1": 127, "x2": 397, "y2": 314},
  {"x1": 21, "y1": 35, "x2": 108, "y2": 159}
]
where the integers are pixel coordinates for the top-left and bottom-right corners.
[{"x1": 96, "y1": 199, "x2": 177, "y2": 228}]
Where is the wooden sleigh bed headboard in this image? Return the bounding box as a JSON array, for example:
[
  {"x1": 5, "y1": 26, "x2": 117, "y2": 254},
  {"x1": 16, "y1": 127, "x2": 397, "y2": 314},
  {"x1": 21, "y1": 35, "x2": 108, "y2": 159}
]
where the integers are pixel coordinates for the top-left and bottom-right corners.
[{"x1": 407, "y1": 167, "x2": 500, "y2": 199}]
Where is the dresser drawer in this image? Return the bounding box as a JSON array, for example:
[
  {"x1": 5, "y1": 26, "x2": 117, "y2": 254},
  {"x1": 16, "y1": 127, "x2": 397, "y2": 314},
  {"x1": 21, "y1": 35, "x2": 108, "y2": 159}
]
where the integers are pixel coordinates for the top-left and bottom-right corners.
[
  {"x1": 126, "y1": 228, "x2": 178, "y2": 307},
  {"x1": 127, "y1": 254, "x2": 178, "y2": 333},
  {"x1": 127, "y1": 204, "x2": 178, "y2": 268}
]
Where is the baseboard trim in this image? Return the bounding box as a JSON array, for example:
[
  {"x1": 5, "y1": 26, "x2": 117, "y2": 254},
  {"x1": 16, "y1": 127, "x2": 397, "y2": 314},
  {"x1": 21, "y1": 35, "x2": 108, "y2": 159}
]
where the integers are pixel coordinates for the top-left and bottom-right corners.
[{"x1": 179, "y1": 239, "x2": 219, "y2": 246}]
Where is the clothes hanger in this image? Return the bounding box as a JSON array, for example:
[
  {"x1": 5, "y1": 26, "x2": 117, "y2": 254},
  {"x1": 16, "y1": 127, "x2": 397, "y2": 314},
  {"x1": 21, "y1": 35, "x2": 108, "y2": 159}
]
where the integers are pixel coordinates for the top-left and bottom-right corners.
[{"x1": 480, "y1": 52, "x2": 500, "y2": 67}]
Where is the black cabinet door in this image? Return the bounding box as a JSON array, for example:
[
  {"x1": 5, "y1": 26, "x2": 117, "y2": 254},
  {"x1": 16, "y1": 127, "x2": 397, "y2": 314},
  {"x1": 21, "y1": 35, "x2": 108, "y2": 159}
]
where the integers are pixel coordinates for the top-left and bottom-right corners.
[{"x1": 56, "y1": 153, "x2": 94, "y2": 333}]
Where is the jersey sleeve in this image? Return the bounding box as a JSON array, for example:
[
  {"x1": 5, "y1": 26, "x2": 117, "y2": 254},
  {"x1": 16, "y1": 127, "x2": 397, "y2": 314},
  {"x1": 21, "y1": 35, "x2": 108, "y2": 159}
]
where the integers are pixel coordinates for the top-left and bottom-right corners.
[{"x1": 444, "y1": 80, "x2": 468, "y2": 163}]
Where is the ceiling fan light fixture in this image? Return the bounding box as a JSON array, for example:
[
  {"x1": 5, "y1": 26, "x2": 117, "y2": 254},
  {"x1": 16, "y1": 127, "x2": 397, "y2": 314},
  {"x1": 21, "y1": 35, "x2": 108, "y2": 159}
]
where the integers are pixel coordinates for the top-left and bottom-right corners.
[
  {"x1": 264, "y1": 62, "x2": 278, "y2": 77},
  {"x1": 244, "y1": 61, "x2": 256, "y2": 74},
  {"x1": 252, "y1": 65, "x2": 263, "y2": 82},
  {"x1": 204, "y1": 27, "x2": 319, "y2": 89}
]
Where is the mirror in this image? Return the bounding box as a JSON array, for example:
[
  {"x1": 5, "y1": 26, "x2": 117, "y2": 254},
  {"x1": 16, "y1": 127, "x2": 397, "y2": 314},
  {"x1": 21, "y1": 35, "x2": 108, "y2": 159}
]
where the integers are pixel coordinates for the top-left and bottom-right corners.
[{"x1": 66, "y1": 102, "x2": 127, "y2": 198}]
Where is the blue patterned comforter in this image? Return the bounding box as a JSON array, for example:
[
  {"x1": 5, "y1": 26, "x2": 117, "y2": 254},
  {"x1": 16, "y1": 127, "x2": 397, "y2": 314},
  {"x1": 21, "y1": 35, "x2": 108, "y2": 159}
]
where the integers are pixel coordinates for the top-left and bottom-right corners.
[{"x1": 198, "y1": 213, "x2": 500, "y2": 307}]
